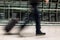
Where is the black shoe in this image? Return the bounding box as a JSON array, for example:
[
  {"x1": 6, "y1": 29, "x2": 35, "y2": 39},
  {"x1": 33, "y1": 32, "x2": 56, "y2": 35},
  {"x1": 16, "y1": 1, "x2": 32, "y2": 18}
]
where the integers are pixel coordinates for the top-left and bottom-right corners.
[{"x1": 36, "y1": 32, "x2": 46, "y2": 36}]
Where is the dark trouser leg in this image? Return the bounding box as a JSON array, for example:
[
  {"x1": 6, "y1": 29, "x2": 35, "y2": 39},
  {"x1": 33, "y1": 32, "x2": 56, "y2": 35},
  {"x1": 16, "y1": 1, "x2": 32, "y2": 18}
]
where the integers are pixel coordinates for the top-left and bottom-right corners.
[
  {"x1": 34, "y1": 14, "x2": 46, "y2": 35},
  {"x1": 33, "y1": 5, "x2": 46, "y2": 35},
  {"x1": 34, "y1": 13, "x2": 41, "y2": 34},
  {"x1": 35, "y1": 14, "x2": 41, "y2": 33},
  {"x1": 33, "y1": 6, "x2": 41, "y2": 34}
]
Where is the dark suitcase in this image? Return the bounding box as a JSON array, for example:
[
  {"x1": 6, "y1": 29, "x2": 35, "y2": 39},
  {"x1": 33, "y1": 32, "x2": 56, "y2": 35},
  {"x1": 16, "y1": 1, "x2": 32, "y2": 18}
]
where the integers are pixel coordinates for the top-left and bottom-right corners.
[{"x1": 4, "y1": 19, "x2": 18, "y2": 32}]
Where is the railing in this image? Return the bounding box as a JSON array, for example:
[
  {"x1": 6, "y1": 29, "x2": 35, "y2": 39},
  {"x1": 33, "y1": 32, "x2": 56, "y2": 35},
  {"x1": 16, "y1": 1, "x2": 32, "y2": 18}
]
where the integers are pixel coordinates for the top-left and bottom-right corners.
[{"x1": 0, "y1": 1, "x2": 60, "y2": 25}]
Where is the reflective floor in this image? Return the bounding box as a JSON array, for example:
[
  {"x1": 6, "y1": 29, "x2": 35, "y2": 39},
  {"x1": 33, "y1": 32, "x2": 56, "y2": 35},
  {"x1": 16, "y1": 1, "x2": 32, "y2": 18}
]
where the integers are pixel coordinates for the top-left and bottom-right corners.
[{"x1": 0, "y1": 25, "x2": 60, "y2": 40}]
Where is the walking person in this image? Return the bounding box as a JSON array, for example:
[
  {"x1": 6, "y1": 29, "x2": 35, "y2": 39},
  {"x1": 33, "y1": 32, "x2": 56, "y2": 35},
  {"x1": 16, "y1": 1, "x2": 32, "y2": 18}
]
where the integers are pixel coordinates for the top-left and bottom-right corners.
[
  {"x1": 18, "y1": 0, "x2": 49, "y2": 36},
  {"x1": 4, "y1": 0, "x2": 49, "y2": 36}
]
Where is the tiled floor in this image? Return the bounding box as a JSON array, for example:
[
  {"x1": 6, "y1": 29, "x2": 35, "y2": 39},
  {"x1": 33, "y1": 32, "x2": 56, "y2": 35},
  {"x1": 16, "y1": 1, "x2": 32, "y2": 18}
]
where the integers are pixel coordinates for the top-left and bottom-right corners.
[{"x1": 0, "y1": 25, "x2": 60, "y2": 40}]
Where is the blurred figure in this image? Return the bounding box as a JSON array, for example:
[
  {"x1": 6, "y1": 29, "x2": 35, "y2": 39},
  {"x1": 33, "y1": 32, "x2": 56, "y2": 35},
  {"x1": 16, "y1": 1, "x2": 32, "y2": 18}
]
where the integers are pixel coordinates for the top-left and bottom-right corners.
[
  {"x1": 4, "y1": 0, "x2": 49, "y2": 36},
  {"x1": 18, "y1": 0, "x2": 49, "y2": 36}
]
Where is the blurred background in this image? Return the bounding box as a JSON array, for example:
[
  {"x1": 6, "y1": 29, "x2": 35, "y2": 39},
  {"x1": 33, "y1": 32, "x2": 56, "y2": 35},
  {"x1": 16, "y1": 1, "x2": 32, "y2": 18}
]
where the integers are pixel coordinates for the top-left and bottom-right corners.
[{"x1": 0, "y1": 0, "x2": 60, "y2": 26}]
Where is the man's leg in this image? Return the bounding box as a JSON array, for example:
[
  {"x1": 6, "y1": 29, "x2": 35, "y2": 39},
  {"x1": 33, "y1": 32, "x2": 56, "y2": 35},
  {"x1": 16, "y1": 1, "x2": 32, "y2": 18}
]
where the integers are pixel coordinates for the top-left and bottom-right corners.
[
  {"x1": 34, "y1": 13, "x2": 46, "y2": 35},
  {"x1": 33, "y1": 7, "x2": 46, "y2": 35}
]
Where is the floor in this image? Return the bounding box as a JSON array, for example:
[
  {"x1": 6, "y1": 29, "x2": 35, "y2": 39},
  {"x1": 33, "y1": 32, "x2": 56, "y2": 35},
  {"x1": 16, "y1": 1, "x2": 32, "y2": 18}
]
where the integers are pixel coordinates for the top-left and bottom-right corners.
[{"x1": 0, "y1": 25, "x2": 60, "y2": 40}]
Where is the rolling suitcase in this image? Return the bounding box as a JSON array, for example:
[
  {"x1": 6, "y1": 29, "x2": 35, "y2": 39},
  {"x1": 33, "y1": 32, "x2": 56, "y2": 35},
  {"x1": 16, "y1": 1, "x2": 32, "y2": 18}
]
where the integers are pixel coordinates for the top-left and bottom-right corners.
[{"x1": 4, "y1": 19, "x2": 18, "y2": 32}]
